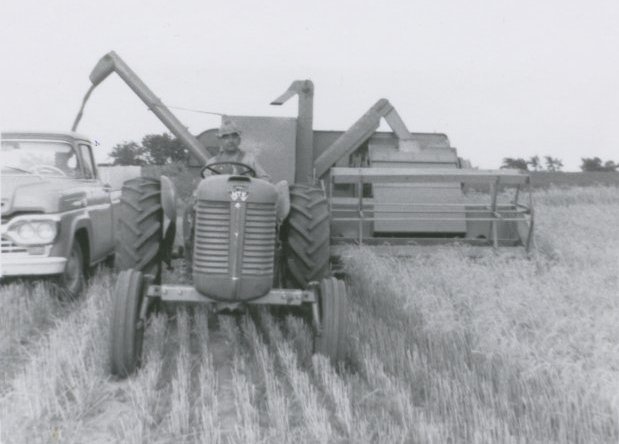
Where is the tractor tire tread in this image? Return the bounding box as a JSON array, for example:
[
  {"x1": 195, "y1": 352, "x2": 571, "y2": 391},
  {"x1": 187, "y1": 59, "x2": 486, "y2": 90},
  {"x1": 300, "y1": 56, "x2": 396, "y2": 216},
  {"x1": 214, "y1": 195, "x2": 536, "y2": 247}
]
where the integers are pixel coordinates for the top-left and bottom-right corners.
[
  {"x1": 139, "y1": 190, "x2": 162, "y2": 202},
  {"x1": 115, "y1": 177, "x2": 163, "y2": 279},
  {"x1": 284, "y1": 184, "x2": 330, "y2": 288},
  {"x1": 137, "y1": 204, "x2": 162, "y2": 223},
  {"x1": 314, "y1": 277, "x2": 347, "y2": 364},
  {"x1": 110, "y1": 269, "x2": 144, "y2": 377},
  {"x1": 119, "y1": 196, "x2": 141, "y2": 212}
]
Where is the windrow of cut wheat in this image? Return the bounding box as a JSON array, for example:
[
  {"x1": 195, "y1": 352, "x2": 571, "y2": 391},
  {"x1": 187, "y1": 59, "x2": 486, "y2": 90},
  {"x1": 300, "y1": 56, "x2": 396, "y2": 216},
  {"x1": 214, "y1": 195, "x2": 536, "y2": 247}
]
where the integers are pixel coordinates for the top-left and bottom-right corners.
[{"x1": 0, "y1": 185, "x2": 616, "y2": 443}]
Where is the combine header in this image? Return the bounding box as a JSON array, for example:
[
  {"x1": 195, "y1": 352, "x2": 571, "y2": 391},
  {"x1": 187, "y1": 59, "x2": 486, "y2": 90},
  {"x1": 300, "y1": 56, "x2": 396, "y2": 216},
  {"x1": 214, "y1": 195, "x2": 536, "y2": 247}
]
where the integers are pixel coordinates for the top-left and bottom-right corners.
[{"x1": 329, "y1": 167, "x2": 533, "y2": 251}]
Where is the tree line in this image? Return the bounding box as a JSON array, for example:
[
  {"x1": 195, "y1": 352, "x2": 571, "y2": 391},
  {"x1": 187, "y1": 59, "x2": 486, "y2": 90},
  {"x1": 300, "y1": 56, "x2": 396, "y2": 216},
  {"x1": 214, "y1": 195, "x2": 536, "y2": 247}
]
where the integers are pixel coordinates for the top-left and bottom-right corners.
[
  {"x1": 108, "y1": 133, "x2": 189, "y2": 166},
  {"x1": 501, "y1": 155, "x2": 564, "y2": 172},
  {"x1": 502, "y1": 155, "x2": 618, "y2": 172},
  {"x1": 108, "y1": 132, "x2": 618, "y2": 173}
]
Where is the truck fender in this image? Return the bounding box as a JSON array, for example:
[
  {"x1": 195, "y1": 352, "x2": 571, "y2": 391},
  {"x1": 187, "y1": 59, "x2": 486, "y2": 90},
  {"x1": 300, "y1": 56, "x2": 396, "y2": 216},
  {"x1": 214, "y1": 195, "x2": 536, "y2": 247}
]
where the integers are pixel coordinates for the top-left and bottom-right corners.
[
  {"x1": 62, "y1": 215, "x2": 92, "y2": 265},
  {"x1": 160, "y1": 175, "x2": 177, "y2": 265}
]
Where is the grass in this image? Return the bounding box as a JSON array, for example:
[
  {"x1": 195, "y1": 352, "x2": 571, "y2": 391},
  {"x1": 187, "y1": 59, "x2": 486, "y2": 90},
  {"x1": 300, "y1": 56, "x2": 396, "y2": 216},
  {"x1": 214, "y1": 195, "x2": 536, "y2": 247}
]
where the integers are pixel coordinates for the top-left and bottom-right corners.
[{"x1": 0, "y1": 185, "x2": 617, "y2": 443}]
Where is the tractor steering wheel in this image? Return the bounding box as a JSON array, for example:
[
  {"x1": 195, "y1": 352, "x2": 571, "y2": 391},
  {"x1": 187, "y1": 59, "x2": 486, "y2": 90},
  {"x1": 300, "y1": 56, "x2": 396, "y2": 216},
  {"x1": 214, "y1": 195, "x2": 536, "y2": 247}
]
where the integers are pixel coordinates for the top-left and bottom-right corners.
[
  {"x1": 201, "y1": 161, "x2": 257, "y2": 178},
  {"x1": 29, "y1": 164, "x2": 67, "y2": 176}
]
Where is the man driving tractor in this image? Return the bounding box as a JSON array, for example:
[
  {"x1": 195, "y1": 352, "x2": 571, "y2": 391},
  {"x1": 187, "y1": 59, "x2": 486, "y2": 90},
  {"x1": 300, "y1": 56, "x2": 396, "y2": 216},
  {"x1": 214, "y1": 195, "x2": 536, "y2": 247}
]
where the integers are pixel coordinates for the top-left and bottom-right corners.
[
  {"x1": 184, "y1": 117, "x2": 290, "y2": 267},
  {"x1": 204, "y1": 117, "x2": 270, "y2": 180}
]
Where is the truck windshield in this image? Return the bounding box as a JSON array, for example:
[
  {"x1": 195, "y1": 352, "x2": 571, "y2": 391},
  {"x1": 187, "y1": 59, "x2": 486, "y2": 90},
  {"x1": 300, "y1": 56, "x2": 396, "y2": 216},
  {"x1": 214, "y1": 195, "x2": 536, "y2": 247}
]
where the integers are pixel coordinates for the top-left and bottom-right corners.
[{"x1": 1, "y1": 140, "x2": 84, "y2": 178}]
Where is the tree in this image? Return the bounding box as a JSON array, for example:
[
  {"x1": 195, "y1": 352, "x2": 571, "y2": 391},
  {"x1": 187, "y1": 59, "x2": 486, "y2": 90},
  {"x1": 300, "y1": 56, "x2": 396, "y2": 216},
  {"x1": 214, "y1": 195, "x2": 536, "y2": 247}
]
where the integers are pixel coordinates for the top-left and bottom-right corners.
[
  {"x1": 109, "y1": 142, "x2": 146, "y2": 166},
  {"x1": 527, "y1": 155, "x2": 541, "y2": 171},
  {"x1": 580, "y1": 157, "x2": 618, "y2": 172},
  {"x1": 108, "y1": 133, "x2": 190, "y2": 166},
  {"x1": 142, "y1": 133, "x2": 189, "y2": 165},
  {"x1": 544, "y1": 156, "x2": 563, "y2": 172},
  {"x1": 604, "y1": 160, "x2": 618, "y2": 171},
  {"x1": 501, "y1": 158, "x2": 529, "y2": 170}
]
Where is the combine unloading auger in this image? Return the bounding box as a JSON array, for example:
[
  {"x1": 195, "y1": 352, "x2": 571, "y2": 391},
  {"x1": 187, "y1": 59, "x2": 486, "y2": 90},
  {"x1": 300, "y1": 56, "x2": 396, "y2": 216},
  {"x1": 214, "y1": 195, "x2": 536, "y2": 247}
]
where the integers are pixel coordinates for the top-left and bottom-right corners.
[{"x1": 72, "y1": 51, "x2": 209, "y2": 164}]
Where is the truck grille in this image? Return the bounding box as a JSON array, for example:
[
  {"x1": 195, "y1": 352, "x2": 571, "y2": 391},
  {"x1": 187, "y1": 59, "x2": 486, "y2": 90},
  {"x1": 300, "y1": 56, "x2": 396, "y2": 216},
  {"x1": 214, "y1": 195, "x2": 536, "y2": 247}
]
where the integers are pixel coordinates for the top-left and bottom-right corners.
[
  {"x1": 1, "y1": 236, "x2": 27, "y2": 254},
  {"x1": 193, "y1": 200, "x2": 276, "y2": 276},
  {"x1": 194, "y1": 201, "x2": 230, "y2": 274}
]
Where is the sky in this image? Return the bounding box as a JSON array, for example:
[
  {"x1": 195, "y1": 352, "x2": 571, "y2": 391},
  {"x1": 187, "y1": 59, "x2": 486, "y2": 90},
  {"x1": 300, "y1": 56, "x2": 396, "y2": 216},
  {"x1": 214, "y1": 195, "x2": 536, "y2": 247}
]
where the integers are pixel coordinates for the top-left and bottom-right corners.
[{"x1": 1, "y1": 0, "x2": 619, "y2": 171}]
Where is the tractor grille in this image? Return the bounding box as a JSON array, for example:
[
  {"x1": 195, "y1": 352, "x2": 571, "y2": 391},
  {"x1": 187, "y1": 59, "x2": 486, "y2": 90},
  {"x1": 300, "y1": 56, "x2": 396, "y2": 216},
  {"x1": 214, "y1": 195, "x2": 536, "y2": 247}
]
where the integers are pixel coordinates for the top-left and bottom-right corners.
[
  {"x1": 194, "y1": 201, "x2": 230, "y2": 274},
  {"x1": 193, "y1": 200, "x2": 276, "y2": 276},
  {"x1": 242, "y1": 202, "x2": 276, "y2": 276}
]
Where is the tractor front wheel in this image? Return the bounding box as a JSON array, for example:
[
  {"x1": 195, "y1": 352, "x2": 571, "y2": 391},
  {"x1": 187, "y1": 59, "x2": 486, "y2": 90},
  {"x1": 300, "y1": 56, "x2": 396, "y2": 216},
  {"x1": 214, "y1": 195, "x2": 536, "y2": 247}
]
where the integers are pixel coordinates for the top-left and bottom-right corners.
[
  {"x1": 313, "y1": 277, "x2": 348, "y2": 364},
  {"x1": 110, "y1": 269, "x2": 147, "y2": 377}
]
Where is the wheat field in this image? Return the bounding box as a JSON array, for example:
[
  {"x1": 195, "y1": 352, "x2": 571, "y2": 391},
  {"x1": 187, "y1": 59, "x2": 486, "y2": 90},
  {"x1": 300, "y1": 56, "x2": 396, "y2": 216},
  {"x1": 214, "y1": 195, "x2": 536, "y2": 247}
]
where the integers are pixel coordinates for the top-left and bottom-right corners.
[{"x1": 0, "y1": 186, "x2": 617, "y2": 443}]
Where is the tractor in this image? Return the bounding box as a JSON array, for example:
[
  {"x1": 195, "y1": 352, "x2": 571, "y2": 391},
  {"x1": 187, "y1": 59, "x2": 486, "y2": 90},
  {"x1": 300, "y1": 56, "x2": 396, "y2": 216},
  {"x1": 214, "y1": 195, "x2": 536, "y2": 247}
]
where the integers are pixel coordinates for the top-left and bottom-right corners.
[
  {"x1": 76, "y1": 53, "x2": 347, "y2": 377},
  {"x1": 108, "y1": 160, "x2": 345, "y2": 377},
  {"x1": 75, "y1": 52, "x2": 534, "y2": 376}
]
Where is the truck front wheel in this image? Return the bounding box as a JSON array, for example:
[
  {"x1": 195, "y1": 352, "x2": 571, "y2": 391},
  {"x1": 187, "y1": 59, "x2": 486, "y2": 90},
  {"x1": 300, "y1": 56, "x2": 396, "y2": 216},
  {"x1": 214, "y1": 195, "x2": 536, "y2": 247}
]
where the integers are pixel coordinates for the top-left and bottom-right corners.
[{"x1": 55, "y1": 240, "x2": 86, "y2": 299}]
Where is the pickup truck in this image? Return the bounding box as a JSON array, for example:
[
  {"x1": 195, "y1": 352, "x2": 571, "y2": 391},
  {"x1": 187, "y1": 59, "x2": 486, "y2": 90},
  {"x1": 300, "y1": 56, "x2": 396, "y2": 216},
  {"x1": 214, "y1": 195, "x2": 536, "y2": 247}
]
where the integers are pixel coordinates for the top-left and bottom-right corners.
[{"x1": 1, "y1": 131, "x2": 117, "y2": 297}]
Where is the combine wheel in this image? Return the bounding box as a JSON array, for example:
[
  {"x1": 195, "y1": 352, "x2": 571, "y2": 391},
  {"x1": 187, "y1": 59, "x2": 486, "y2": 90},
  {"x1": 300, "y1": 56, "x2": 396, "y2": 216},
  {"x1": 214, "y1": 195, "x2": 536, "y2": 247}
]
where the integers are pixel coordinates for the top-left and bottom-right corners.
[
  {"x1": 313, "y1": 277, "x2": 348, "y2": 364},
  {"x1": 115, "y1": 177, "x2": 163, "y2": 282},
  {"x1": 110, "y1": 269, "x2": 147, "y2": 377},
  {"x1": 284, "y1": 184, "x2": 330, "y2": 288}
]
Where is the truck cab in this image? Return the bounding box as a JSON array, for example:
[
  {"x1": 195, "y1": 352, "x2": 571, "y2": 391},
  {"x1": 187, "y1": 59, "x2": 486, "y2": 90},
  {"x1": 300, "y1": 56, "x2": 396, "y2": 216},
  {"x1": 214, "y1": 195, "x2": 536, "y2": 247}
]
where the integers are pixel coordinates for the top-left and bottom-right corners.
[{"x1": 1, "y1": 131, "x2": 116, "y2": 297}]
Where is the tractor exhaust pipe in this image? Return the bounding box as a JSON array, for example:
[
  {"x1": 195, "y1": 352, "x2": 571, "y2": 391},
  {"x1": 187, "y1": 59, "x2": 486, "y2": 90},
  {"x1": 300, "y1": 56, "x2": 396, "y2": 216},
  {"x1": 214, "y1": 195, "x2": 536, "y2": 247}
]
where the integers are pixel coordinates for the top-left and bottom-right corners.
[{"x1": 72, "y1": 51, "x2": 209, "y2": 164}]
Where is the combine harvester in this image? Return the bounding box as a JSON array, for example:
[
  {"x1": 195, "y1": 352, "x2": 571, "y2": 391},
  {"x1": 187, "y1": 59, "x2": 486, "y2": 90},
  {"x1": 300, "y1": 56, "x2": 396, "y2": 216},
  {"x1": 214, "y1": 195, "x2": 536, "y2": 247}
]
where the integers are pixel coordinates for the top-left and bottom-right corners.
[
  {"x1": 73, "y1": 52, "x2": 534, "y2": 376},
  {"x1": 75, "y1": 52, "x2": 534, "y2": 256}
]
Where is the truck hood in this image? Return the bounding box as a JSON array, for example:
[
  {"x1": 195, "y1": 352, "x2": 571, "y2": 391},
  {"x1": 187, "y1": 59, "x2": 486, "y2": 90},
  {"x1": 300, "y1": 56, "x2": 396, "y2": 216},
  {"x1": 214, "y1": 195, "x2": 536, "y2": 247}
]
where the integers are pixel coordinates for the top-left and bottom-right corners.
[{"x1": 1, "y1": 174, "x2": 87, "y2": 217}]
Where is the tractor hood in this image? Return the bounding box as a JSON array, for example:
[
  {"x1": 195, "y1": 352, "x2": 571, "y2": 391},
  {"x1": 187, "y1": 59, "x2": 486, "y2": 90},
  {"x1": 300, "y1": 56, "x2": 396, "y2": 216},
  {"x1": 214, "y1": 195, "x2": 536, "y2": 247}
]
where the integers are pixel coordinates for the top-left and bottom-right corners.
[{"x1": 1, "y1": 174, "x2": 87, "y2": 217}]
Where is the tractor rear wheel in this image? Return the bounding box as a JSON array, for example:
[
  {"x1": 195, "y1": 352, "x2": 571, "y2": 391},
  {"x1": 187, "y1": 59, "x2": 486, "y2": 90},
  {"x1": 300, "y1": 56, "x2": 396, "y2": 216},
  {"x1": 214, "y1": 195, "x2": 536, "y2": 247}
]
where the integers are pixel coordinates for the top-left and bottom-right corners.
[
  {"x1": 284, "y1": 184, "x2": 330, "y2": 288},
  {"x1": 313, "y1": 277, "x2": 348, "y2": 364},
  {"x1": 115, "y1": 177, "x2": 163, "y2": 282},
  {"x1": 110, "y1": 269, "x2": 146, "y2": 377}
]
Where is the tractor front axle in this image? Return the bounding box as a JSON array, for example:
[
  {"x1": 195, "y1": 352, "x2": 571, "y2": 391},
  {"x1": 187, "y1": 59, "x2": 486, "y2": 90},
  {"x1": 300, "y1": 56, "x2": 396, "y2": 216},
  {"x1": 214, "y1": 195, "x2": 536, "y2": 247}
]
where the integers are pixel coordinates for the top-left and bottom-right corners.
[{"x1": 146, "y1": 284, "x2": 316, "y2": 306}]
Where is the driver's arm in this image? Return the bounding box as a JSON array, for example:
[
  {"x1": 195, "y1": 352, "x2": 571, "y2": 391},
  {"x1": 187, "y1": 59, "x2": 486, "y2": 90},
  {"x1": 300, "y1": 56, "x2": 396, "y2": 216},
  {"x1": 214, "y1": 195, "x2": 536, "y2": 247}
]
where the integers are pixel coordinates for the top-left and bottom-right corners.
[
  {"x1": 244, "y1": 153, "x2": 271, "y2": 181},
  {"x1": 253, "y1": 161, "x2": 271, "y2": 181}
]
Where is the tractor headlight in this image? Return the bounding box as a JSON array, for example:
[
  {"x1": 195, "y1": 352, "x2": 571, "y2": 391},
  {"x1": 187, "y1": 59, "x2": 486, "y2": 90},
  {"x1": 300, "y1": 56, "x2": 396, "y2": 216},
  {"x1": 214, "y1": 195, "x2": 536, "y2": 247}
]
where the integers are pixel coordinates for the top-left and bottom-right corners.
[{"x1": 7, "y1": 217, "x2": 59, "y2": 245}]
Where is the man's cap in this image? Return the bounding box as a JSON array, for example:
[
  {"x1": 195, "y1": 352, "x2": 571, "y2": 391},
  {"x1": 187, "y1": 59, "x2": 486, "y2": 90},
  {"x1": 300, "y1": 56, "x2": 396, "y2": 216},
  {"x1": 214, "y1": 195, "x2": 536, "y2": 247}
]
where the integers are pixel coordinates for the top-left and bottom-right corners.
[{"x1": 218, "y1": 117, "x2": 241, "y2": 138}]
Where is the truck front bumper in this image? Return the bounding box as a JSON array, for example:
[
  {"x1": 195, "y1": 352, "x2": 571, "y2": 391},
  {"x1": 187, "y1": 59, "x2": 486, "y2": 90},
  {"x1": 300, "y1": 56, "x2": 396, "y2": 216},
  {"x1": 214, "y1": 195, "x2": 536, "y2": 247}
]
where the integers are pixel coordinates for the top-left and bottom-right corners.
[{"x1": 0, "y1": 255, "x2": 67, "y2": 278}]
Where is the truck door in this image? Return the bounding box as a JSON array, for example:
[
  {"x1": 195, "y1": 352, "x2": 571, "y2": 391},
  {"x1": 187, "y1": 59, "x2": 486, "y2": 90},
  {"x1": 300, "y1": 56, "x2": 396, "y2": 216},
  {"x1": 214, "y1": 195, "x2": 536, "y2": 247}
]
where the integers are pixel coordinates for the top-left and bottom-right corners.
[{"x1": 78, "y1": 143, "x2": 114, "y2": 262}]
